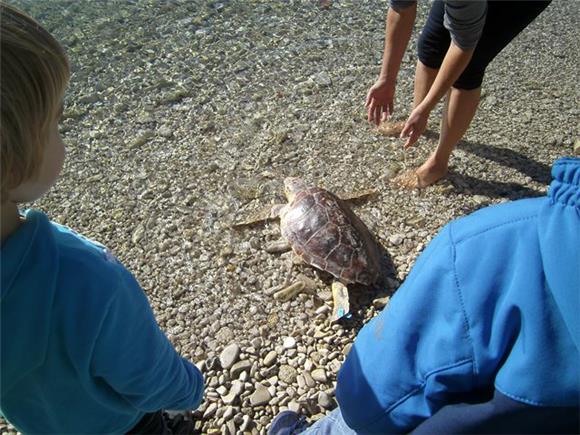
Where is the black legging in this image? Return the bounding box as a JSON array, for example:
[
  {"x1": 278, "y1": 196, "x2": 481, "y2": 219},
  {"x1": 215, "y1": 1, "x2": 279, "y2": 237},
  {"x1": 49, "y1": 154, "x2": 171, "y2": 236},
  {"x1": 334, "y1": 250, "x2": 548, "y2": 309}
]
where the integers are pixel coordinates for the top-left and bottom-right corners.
[
  {"x1": 417, "y1": 0, "x2": 551, "y2": 90},
  {"x1": 127, "y1": 411, "x2": 170, "y2": 434}
]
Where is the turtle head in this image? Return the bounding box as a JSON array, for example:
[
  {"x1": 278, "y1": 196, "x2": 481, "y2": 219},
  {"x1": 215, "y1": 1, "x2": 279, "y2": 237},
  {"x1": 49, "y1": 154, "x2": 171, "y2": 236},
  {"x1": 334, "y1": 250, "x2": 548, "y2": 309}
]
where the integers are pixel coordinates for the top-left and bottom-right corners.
[{"x1": 283, "y1": 177, "x2": 307, "y2": 202}]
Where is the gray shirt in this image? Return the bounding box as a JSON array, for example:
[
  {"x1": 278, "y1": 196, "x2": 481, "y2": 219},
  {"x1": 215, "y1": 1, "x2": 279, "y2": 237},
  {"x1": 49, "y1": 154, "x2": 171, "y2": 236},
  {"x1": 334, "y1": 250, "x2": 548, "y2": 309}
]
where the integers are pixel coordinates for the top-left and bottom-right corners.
[{"x1": 390, "y1": 0, "x2": 488, "y2": 50}]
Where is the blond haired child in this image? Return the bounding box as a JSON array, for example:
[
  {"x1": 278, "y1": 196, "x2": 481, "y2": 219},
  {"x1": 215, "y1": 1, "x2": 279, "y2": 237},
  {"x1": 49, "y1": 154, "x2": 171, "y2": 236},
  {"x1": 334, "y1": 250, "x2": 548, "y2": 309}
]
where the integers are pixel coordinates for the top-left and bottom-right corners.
[{"x1": 0, "y1": 4, "x2": 203, "y2": 433}]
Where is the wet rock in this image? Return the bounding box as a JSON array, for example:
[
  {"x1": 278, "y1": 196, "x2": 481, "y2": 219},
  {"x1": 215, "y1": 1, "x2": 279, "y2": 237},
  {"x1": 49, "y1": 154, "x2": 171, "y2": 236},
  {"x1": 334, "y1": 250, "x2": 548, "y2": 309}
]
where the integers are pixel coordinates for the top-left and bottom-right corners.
[
  {"x1": 222, "y1": 380, "x2": 243, "y2": 405},
  {"x1": 240, "y1": 415, "x2": 252, "y2": 431},
  {"x1": 158, "y1": 126, "x2": 174, "y2": 138},
  {"x1": 216, "y1": 327, "x2": 234, "y2": 344},
  {"x1": 288, "y1": 400, "x2": 301, "y2": 412},
  {"x1": 225, "y1": 420, "x2": 236, "y2": 435},
  {"x1": 283, "y1": 336, "x2": 296, "y2": 349},
  {"x1": 389, "y1": 234, "x2": 404, "y2": 246},
  {"x1": 372, "y1": 296, "x2": 390, "y2": 309},
  {"x1": 203, "y1": 402, "x2": 217, "y2": 419},
  {"x1": 313, "y1": 71, "x2": 332, "y2": 87}
]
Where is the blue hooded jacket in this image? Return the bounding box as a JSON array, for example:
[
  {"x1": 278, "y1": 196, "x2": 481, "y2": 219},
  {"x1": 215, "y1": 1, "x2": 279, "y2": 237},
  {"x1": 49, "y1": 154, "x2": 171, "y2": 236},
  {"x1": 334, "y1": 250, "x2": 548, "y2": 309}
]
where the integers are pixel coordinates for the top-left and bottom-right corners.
[
  {"x1": 0, "y1": 213, "x2": 204, "y2": 433},
  {"x1": 336, "y1": 158, "x2": 579, "y2": 433}
]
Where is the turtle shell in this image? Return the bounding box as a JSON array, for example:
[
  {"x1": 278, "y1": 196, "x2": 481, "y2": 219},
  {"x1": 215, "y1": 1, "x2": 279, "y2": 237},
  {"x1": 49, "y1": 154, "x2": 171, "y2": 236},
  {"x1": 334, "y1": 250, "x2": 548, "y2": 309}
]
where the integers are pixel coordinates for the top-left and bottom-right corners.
[{"x1": 279, "y1": 185, "x2": 382, "y2": 285}]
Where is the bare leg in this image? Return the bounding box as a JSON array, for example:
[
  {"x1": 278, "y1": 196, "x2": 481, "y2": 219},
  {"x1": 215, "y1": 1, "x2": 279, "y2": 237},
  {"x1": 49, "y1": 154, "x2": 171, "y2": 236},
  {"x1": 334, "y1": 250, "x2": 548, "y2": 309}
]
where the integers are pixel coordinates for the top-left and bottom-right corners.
[
  {"x1": 392, "y1": 61, "x2": 437, "y2": 186},
  {"x1": 413, "y1": 60, "x2": 438, "y2": 109},
  {"x1": 415, "y1": 86, "x2": 481, "y2": 186},
  {"x1": 394, "y1": 60, "x2": 481, "y2": 188}
]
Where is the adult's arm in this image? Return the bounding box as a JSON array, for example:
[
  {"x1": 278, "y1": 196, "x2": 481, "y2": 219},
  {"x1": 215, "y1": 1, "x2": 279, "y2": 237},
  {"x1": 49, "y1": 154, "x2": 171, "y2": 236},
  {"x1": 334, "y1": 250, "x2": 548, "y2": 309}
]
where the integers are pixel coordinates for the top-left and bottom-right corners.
[
  {"x1": 400, "y1": 42, "x2": 475, "y2": 146},
  {"x1": 401, "y1": 1, "x2": 487, "y2": 146},
  {"x1": 366, "y1": 2, "x2": 416, "y2": 125}
]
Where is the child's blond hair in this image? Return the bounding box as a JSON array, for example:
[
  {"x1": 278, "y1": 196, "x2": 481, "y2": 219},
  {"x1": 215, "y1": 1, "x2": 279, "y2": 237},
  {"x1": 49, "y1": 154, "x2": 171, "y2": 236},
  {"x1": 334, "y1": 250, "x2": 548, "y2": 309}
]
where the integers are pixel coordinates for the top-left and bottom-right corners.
[{"x1": 1, "y1": 3, "x2": 69, "y2": 200}]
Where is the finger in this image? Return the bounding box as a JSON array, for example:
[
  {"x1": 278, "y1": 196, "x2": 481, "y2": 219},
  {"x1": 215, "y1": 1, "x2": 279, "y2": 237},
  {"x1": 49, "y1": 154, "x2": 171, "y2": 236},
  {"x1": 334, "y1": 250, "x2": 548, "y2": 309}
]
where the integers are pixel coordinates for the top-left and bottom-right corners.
[
  {"x1": 403, "y1": 129, "x2": 414, "y2": 147},
  {"x1": 367, "y1": 99, "x2": 375, "y2": 122},
  {"x1": 404, "y1": 129, "x2": 420, "y2": 148},
  {"x1": 367, "y1": 102, "x2": 375, "y2": 123},
  {"x1": 388, "y1": 102, "x2": 394, "y2": 118},
  {"x1": 382, "y1": 105, "x2": 390, "y2": 121},
  {"x1": 374, "y1": 106, "x2": 382, "y2": 126},
  {"x1": 400, "y1": 121, "x2": 412, "y2": 138},
  {"x1": 365, "y1": 90, "x2": 373, "y2": 108}
]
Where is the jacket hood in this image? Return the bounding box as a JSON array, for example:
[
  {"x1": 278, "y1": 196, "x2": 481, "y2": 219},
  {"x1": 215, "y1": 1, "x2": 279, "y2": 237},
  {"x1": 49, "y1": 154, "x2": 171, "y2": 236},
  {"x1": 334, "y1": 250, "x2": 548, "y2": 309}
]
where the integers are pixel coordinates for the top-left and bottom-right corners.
[
  {"x1": 538, "y1": 158, "x2": 580, "y2": 351},
  {"x1": 1, "y1": 210, "x2": 58, "y2": 393}
]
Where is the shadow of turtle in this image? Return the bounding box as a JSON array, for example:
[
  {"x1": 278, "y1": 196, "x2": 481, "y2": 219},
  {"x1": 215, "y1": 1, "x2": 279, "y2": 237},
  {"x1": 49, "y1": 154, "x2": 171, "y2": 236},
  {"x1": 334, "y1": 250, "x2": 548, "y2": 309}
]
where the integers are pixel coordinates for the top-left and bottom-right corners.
[
  {"x1": 312, "y1": 241, "x2": 398, "y2": 334},
  {"x1": 337, "y1": 287, "x2": 397, "y2": 334}
]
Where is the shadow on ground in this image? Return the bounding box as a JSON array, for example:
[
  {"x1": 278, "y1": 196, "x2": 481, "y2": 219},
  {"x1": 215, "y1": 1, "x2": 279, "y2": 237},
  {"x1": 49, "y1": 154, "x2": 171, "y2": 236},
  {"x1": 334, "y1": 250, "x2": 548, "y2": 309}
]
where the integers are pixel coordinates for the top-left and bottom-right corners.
[
  {"x1": 447, "y1": 170, "x2": 544, "y2": 200},
  {"x1": 420, "y1": 129, "x2": 551, "y2": 199},
  {"x1": 446, "y1": 140, "x2": 551, "y2": 200},
  {"x1": 332, "y1": 246, "x2": 398, "y2": 334},
  {"x1": 298, "y1": 221, "x2": 397, "y2": 335},
  {"x1": 458, "y1": 140, "x2": 552, "y2": 184}
]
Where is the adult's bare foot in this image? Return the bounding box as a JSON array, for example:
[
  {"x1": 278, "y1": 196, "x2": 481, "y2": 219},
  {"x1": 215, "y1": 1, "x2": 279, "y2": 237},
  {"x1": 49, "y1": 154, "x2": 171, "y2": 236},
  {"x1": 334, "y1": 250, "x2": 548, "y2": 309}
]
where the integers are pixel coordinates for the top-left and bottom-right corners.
[
  {"x1": 392, "y1": 160, "x2": 448, "y2": 189},
  {"x1": 415, "y1": 159, "x2": 448, "y2": 187}
]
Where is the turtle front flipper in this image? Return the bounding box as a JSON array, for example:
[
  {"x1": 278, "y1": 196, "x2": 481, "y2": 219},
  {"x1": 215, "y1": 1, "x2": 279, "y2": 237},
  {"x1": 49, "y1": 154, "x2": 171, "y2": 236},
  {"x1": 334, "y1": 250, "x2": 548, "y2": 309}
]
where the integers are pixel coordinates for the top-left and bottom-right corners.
[
  {"x1": 269, "y1": 204, "x2": 286, "y2": 219},
  {"x1": 232, "y1": 204, "x2": 285, "y2": 228}
]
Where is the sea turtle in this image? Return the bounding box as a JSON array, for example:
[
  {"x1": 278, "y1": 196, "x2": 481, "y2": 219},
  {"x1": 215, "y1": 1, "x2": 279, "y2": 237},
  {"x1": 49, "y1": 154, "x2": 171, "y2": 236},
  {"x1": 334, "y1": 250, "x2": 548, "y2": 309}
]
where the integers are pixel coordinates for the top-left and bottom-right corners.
[
  {"x1": 234, "y1": 177, "x2": 386, "y2": 319},
  {"x1": 269, "y1": 177, "x2": 385, "y2": 289}
]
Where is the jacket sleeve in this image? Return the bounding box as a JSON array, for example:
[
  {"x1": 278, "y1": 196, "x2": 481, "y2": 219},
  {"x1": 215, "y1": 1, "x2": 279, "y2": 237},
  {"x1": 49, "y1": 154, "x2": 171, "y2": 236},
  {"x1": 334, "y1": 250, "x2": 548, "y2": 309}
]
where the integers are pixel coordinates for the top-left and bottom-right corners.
[
  {"x1": 336, "y1": 224, "x2": 483, "y2": 434},
  {"x1": 444, "y1": 1, "x2": 487, "y2": 50},
  {"x1": 90, "y1": 265, "x2": 204, "y2": 412}
]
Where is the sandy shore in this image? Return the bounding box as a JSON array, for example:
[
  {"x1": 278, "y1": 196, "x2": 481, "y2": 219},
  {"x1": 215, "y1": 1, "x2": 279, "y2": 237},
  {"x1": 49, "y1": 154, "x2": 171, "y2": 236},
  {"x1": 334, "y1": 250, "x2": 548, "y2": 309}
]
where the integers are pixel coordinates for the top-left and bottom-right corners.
[{"x1": 3, "y1": 0, "x2": 579, "y2": 433}]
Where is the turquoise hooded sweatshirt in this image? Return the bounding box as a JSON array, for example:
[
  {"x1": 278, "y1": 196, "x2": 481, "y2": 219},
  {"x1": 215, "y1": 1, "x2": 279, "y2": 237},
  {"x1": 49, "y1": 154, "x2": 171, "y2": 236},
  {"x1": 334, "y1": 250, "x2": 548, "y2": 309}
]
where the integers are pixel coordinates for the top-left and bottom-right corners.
[
  {"x1": 336, "y1": 158, "x2": 579, "y2": 433},
  {"x1": 1, "y1": 212, "x2": 204, "y2": 433}
]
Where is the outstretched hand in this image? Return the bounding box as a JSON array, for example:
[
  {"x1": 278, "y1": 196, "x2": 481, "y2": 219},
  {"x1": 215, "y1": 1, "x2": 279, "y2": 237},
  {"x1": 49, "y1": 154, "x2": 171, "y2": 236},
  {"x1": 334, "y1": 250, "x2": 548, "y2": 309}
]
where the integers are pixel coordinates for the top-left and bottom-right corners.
[
  {"x1": 366, "y1": 79, "x2": 395, "y2": 126},
  {"x1": 400, "y1": 105, "x2": 430, "y2": 148}
]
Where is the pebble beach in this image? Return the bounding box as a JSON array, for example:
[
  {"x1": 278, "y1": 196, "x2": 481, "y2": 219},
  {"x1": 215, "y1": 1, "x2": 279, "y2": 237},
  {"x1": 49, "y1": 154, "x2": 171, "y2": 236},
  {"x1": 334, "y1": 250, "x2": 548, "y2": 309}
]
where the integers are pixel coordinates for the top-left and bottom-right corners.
[{"x1": 2, "y1": 0, "x2": 579, "y2": 433}]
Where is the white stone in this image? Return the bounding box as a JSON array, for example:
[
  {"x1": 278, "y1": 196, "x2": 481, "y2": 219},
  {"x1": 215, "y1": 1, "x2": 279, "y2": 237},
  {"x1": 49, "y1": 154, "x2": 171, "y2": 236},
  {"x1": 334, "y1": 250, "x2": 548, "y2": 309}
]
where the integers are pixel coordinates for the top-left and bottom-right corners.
[{"x1": 283, "y1": 336, "x2": 296, "y2": 349}]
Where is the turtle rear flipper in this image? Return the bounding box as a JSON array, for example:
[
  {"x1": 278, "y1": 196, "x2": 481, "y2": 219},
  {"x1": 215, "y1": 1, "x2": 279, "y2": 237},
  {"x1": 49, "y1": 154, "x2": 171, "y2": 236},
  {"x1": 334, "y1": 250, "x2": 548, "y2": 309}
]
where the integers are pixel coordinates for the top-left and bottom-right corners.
[
  {"x1": 265, "y1": 240, "x2": 292, "y2": 253},
  {"x1": 331, "y1": 282, "x2": 350, "y2": 321}
]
